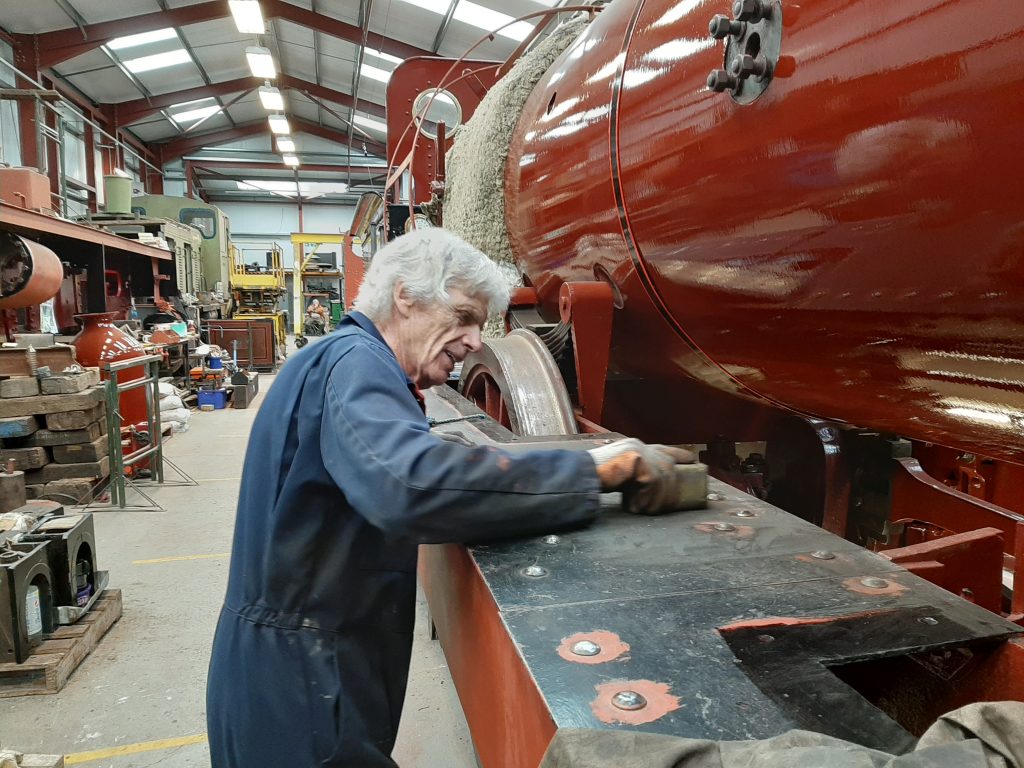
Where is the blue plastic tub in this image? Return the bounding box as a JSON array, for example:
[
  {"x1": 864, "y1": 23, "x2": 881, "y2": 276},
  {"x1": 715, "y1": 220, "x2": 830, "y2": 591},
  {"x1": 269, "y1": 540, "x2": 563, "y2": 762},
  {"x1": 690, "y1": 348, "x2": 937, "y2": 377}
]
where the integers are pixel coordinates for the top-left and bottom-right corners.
[{"x1": 197, "y1": 389, "x2": 228, "y2": 410}]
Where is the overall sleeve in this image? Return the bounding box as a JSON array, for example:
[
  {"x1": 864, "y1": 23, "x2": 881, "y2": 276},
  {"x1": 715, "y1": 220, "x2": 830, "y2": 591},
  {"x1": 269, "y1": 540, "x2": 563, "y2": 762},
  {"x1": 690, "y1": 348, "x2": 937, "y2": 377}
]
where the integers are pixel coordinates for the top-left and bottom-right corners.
[{"x1": 320, "y1": 344, "x2": 601, "y2": 543}]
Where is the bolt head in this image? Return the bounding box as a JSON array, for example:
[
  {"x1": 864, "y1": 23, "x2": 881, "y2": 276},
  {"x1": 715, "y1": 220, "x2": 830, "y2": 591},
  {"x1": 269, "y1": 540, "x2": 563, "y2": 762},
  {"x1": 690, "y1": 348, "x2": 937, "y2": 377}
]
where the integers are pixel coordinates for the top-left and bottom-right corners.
[
  {"x1": 714, "y1": 522, "x2": 736, "y2": 532},
  {"x1": 522, "y1": 565, "x2": 548, "y2": 578},
  {"x1": 543, "y1": 535, "x2": 560, "y2": 545},
  {"x1": 708, "y1": 14, "x2": 733, "y2": 38},
  {"x1": 707, "y1": 492, "x2": 725, "y2": 501},
  {"x1": 811, "y1": 550, "x2": 836, "y2": 560},
  {"x1": 571, "y1": 640, "x2": 601, "y2": 656},
  {"x1": 611, "y1": 690, "x2": 647, "y2": 711},
  {"x1": 860, "y1": 576, "x2": 889, "y2": 589},
  {"x1": 706, "y1": 70, "x2": 736, "y2": 93},
  {"x1": 919, "y1": 616, "x2": 939, "y2": 626},
  {"x1": 733, "y1": 509, "x2": 755, "y2": 518}
]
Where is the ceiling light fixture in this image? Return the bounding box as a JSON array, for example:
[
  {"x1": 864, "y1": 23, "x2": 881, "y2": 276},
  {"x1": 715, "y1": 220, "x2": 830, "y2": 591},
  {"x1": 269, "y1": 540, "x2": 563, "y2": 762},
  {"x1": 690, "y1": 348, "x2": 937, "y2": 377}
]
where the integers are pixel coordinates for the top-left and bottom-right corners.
[
  {"x1": 268, "y1": 114, "x2": 291, "y2": 134},
  {"x1": 258, "y1": 86, "x2": 285, "y2": 111},
  {"x1": 282, "y1": 155, "x2": 300, "y2": 167},
  {"x1": 229, "y1": 0, "x2": 266, "y2": 34},
  {"x1": 276, "y1": 138, "x2": 296, "y2": 153},
  {"x1": 246, "y1": 46, "x2": 277, "y2": 79}
]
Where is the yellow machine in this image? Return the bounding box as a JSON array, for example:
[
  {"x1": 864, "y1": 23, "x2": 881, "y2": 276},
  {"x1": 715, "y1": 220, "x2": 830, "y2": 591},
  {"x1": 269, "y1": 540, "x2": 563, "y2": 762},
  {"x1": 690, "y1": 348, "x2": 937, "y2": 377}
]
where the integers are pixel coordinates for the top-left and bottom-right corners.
[
  {"x1": 230, "y1": 242, "x2": 288, "y2": 357},
  {"x1": 291, "y1": 233, "x2": 344, "y2": 349}
]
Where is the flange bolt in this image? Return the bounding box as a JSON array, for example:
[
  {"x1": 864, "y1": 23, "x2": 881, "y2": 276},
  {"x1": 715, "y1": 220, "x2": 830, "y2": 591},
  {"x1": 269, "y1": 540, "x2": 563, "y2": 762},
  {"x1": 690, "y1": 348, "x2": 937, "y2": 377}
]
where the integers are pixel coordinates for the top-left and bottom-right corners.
[
  {"x1": 732, "y1": 0, "x2": 773, "y2": 22},
  {"x1": 730, "y1": 54, "x2": 772, "y2": 80},
  {"x1": 709, "y1": 14, "x2": 745, "y2": 38},
  {"x1": 707, "y1": 69, "x2": 738, "y2": 92}
]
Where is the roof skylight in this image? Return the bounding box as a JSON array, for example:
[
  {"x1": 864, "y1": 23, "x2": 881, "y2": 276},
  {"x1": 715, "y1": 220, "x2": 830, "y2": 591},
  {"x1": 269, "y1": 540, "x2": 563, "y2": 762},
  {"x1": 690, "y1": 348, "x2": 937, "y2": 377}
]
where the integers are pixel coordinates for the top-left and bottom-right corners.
[
  {"x1": 394, "y1": 0, "x2": 534, "y2": 41},
  {"x1": 360, "y1": 63, "x2": 392, "y2": 83},
  {"x1": 122, "y1": 49, "x2": 193, "y2": 74},
  {"x1": 172, "y1": 105, "x2": 222, "y2": 123},
  {"x1": 107, "y1": 28, "x2": 178, "y2": 51},
  {"x1": 353, "y1": 115, "x2": 388, "y2": 133}
]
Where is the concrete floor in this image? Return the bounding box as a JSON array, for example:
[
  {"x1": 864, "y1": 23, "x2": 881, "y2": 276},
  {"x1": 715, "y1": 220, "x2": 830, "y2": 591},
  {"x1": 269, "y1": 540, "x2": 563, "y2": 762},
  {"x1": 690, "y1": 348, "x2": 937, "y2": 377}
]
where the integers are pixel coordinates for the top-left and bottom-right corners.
[{"x1": 1, "y1": 339, "x2": 478, "y2": 767}]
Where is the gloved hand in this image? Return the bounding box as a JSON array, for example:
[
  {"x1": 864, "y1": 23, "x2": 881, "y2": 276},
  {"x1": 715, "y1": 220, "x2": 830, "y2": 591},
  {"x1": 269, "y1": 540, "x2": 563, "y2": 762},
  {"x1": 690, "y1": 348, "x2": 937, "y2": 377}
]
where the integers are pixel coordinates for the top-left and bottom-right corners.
[{"x1": 587, "y1": 438, "x2": 696, "y2": 515}]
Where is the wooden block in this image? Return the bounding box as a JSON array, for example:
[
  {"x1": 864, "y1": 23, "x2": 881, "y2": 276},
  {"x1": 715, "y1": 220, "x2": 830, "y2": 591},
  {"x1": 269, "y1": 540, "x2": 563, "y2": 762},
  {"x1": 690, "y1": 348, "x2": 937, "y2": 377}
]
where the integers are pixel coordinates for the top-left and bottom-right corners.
[
  {"x1": 41, "y1": 478, "x2": 95, "y2": 504},
  {"x1": 25, "y1": 483, "x2": 45, "y2": 500},
  {"x1": 52, "y1": 435, "x2": 109, "y2": 464},
  {"x1": 16, "y1": 420, "x2": 104, "y2": 447},
  {"x1": 0, "y1": 589, "x2": 122, "y2": 697},
  {"x1": 0, "y1": 386, "x2": 104, "y2": 419},
  {"x1": 0, "y1": 446, "x2": 49, "y2": 470},
  {"x1": 20, "y1": 756, "x2": 65, "y2": 768},
  {"x1": 26, "y1": 456, "x2": 109, "y2": 484},
  {"x1": 40, "y1": 368, "x2": 101, "y2": 395},
  {"x1": 45, "y1": 403, "x2": 105, "y2": 431},
  {"x1": 0, "y1": 415, "x2": 39, "y2": 439},
  {"x1": 0, "y1": 376, "x2": 40, "y2": 398}
]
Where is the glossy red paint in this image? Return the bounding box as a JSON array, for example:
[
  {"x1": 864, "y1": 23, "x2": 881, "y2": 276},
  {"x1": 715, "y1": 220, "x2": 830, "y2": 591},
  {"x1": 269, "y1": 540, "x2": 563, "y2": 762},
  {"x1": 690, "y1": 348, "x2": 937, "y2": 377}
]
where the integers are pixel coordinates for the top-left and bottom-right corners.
[{"x1": 505, "y1": 0, "x2": 1024, "y2": 462}]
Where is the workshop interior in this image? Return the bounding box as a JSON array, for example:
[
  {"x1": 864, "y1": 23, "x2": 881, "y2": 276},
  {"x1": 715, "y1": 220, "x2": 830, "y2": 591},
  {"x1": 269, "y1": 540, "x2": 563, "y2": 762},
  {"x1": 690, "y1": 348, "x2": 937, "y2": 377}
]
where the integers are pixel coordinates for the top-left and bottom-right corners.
[{"x1": 0, "y1": 0, "x2": 1023, "y2": 766}]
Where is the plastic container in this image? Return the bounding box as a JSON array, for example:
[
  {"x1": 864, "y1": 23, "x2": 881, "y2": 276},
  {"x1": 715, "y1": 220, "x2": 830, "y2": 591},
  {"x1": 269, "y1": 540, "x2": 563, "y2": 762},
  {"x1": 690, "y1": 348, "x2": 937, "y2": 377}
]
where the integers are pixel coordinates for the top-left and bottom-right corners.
[
  {"x1": 197, "y1": 389, "x2": 228, "y2": 410},
  {"x1": 208, "y1": 356, "x2": 223, "y2": 370}
]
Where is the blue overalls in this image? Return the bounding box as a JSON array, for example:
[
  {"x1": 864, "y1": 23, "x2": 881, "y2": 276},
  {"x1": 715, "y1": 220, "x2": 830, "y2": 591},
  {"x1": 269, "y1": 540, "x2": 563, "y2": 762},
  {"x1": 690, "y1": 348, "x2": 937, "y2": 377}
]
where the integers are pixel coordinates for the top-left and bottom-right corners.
[{"x1": 206, "y1": 312, "x2": 600, "y2": 766}]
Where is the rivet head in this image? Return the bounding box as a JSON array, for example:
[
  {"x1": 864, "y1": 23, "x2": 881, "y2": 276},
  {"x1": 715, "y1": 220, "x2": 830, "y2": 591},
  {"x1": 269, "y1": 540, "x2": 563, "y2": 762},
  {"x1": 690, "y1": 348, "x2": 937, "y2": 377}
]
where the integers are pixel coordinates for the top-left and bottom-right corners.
[
  {"x1": 733, "y1": 509, "x2": 755, "y2": 518},
  {"x1": 571, "y1": 640, "x2": 601, "y2": 656},
  {"x1": 919, "y1": 616, "x2": 939, "y2": 626},
  {"x1": 522, "y1": 565, "x2": 548, "y2": 578},
  {"x1": 860, "y1": 576, "x2": 889, "y2": 589},
  {"x1": 543, "y1": 535, "x2": 560, "y2": 545},
  {"x1": 707, "y1": 492, "x2": 725, "y2": 501},
  {"x1": 811, "y1": 550, "x2": 836, "y2": 560},
  {"x1": 611, "y1": 690, "x2": 647, "y2": 711},
  {"x1": 713, "y1": 522, "x2": 736, "y2": 532}
]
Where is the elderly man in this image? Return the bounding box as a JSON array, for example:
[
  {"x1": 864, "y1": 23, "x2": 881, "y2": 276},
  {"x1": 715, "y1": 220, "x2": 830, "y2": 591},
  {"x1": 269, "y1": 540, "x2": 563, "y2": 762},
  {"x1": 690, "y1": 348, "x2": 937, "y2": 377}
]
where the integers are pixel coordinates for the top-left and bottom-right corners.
[{"x1": 206, "y1": 228, "x2": 692, "y2": 767}]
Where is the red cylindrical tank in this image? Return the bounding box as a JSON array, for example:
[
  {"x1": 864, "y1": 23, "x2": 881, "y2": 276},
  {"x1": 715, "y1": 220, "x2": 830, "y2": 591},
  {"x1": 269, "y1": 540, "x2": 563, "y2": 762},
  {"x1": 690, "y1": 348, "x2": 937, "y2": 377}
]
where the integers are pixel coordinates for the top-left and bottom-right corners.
[
  {"x1": 505, "y1": 0, "x2": 1024, "y2": 462},
  {"x1": 73, "y1": 312, "x2": 149, "y2": 435}
]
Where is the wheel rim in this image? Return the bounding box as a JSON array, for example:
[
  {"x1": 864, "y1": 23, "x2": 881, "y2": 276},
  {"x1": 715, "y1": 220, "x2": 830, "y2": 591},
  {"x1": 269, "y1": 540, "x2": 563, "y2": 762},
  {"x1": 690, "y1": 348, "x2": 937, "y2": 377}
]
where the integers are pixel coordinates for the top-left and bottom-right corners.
[{"x1": 460, "y1": 329, "x2": 577, "y2": 436}]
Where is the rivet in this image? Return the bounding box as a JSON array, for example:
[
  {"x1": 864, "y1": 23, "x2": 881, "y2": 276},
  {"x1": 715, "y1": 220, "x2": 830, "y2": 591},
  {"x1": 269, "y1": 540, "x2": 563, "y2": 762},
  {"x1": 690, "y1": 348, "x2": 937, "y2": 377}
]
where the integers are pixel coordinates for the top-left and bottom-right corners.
[
  {"x1": 757, "y1": 634, "x2": 774, "y2": 643},
  {"x1": 860, "y1": 576, "x2": 889, "y2": 589},
  {"x1": 733, "y1": 509, "x2": 755, "y2": 518},
  {"x1": 707, "y1": 492, "x2": 725, "y2": 501},
  {"x1": 919, "y1": 616, "x2": 939, "y2": 626},
  {"x1": 571, "y1": 640, "x2": 601, "y2": 656},
  {"x1": 522, "y1": 565, "x2": 548, "y2": 578},
  {"x1": 611, "y1": 690, "x2": 647, "y2": 711},
  {"x1": 811, "y1": 550, "x2": 835, "y2": 560},
  {"x1": 543, "y1": 535, "x2": 560, "y2": 545},
  {"x1": 713, "y1": 522, "x2": 736, "y2": 532}
]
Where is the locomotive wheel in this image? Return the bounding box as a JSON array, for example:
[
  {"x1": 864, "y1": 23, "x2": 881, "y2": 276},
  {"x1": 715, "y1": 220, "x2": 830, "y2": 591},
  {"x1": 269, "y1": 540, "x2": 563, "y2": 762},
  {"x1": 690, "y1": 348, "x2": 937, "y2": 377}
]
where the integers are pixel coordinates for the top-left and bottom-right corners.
[{"x1": 460, "y1": 329, "x2": 578, "y2": 436}]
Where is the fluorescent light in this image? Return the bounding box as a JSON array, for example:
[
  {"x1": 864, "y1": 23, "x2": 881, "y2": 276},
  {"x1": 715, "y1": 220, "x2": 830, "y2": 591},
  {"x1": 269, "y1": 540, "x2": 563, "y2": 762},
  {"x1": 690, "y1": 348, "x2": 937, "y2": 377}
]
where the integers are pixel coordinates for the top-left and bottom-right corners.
[
  {"x1": 246, "y1": 46, "x2": 276, "y2": 79},
  {"x1": 172, "y1": 105, "x2": 222, "y2": 122},
  {"x1": 364, "y1": 50, "x2": 404, "y2": 66},
  {"x1": 107, "y1": 28, "x2": 178, "y2": 50},
  {"x1": 282, "y1": 155, "x2": 300, "y2": 167},
  {"x1": 258, "y1": 86, "x2": 285, "y2": 111},
  {"x1": 395, "y1": 0, "x2": 534, "y2": 41},
  {"x1": 123, "y1": 49, "x2": 192, "y2": 74},
  {"x1": 229, "y1": 0, "x2": 266, "y2": 33},
  {"x1": 276, "y1": 138, "x2": 296, "y2": 153},
  {"x1": 360, "y1": 63, "x2": 392, "y2": 83},
  {"x1": 353, "y1": 114, "x2": 387, "y2": 132},
  {"x1": 268, "y1": 114, "x2": 291, "y2": 134}
]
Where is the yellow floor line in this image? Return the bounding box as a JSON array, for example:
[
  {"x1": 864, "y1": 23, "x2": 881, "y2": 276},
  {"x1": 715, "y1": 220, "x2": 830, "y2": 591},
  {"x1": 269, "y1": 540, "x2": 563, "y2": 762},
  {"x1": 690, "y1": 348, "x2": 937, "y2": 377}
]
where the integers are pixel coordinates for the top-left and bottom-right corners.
[
  {"x1": 65, "y1": 733, "x2": 207, "y2": 764},
  {"x1": 133, "y1": 552, "x2": 230, "y2": 565}
]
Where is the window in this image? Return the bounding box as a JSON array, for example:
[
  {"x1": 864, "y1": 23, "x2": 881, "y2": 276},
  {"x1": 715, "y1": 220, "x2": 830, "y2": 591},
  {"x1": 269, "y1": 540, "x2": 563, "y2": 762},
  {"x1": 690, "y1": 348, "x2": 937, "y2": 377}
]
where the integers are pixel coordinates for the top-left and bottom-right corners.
[{"x1": 180, "y1": 208, "x2": 217, "y2": 239}]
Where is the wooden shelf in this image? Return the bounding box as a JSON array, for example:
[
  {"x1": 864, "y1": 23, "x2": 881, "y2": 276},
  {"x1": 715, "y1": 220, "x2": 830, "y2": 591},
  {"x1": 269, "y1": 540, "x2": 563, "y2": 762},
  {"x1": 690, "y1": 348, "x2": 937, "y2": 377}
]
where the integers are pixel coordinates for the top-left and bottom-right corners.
[{"x1": 0, "y1": 202, "x2": 172, "y2": 261}]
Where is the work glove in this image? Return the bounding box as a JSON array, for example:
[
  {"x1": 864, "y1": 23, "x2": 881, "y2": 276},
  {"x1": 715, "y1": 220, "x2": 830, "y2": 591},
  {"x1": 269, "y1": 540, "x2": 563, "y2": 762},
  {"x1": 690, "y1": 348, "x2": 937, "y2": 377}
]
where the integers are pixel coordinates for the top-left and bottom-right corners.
[{"x1": 587, "y1": 438, "x2": 696, "y2": 515}]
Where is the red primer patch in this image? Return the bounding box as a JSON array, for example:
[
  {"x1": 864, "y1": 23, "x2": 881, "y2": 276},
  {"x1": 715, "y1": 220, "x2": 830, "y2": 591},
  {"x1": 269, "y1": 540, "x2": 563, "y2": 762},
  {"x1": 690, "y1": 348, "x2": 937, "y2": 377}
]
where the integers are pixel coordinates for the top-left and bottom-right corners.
[
  {"x1": 556, "y1": 630, "x2": 630, "y2": 665},
  {"x1": 591, "y1": 679, "x2": 681, "y2": 725}
]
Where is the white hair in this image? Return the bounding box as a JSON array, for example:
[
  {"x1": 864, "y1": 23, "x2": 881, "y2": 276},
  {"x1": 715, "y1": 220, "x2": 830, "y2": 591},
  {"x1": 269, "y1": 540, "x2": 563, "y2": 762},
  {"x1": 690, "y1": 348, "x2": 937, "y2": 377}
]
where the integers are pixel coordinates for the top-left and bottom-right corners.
[{"x1": 353, "y1": 227, "x2": 511, "y2": 322}]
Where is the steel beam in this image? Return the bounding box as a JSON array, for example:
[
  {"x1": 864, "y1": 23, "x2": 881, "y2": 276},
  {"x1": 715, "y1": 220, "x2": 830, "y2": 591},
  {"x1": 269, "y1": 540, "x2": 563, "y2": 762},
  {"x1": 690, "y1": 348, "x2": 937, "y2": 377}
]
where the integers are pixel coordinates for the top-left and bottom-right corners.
[
  {"x1": 105, "y1": 74, "x2": 385, "y2": 128},
  {"x1": 190, "y1": 160, "x2": 387, "y2": 174},
  {"x1": 28, "y1": 0, "x2": 434, "y2": 70},
  {"x1": 157, "y1": 118, "x2": 386, "y2": 163}
]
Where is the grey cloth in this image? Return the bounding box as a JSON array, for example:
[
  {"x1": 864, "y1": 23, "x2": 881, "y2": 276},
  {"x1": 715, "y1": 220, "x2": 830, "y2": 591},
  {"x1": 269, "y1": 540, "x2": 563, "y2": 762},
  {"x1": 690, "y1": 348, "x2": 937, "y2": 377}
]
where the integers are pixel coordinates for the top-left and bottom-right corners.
[{"x1": 539, "y1": 703, "x2": 1024, "y2": 768}]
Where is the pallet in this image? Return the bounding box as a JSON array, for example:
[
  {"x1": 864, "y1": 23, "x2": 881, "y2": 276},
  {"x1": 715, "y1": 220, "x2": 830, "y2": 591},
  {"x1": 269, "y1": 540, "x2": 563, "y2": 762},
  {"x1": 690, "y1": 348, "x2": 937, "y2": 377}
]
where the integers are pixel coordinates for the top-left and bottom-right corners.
[{"x1": 0, "y1": 589, "x2": 122, "y2": 697}]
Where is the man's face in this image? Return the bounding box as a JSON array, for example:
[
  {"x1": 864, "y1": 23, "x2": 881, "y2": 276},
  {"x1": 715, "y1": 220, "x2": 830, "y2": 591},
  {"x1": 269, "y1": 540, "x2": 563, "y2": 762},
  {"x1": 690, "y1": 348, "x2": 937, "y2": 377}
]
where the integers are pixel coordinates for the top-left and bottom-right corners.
[{"x1": 394, "y1": 286, "x2": 488, "y2": 389}]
